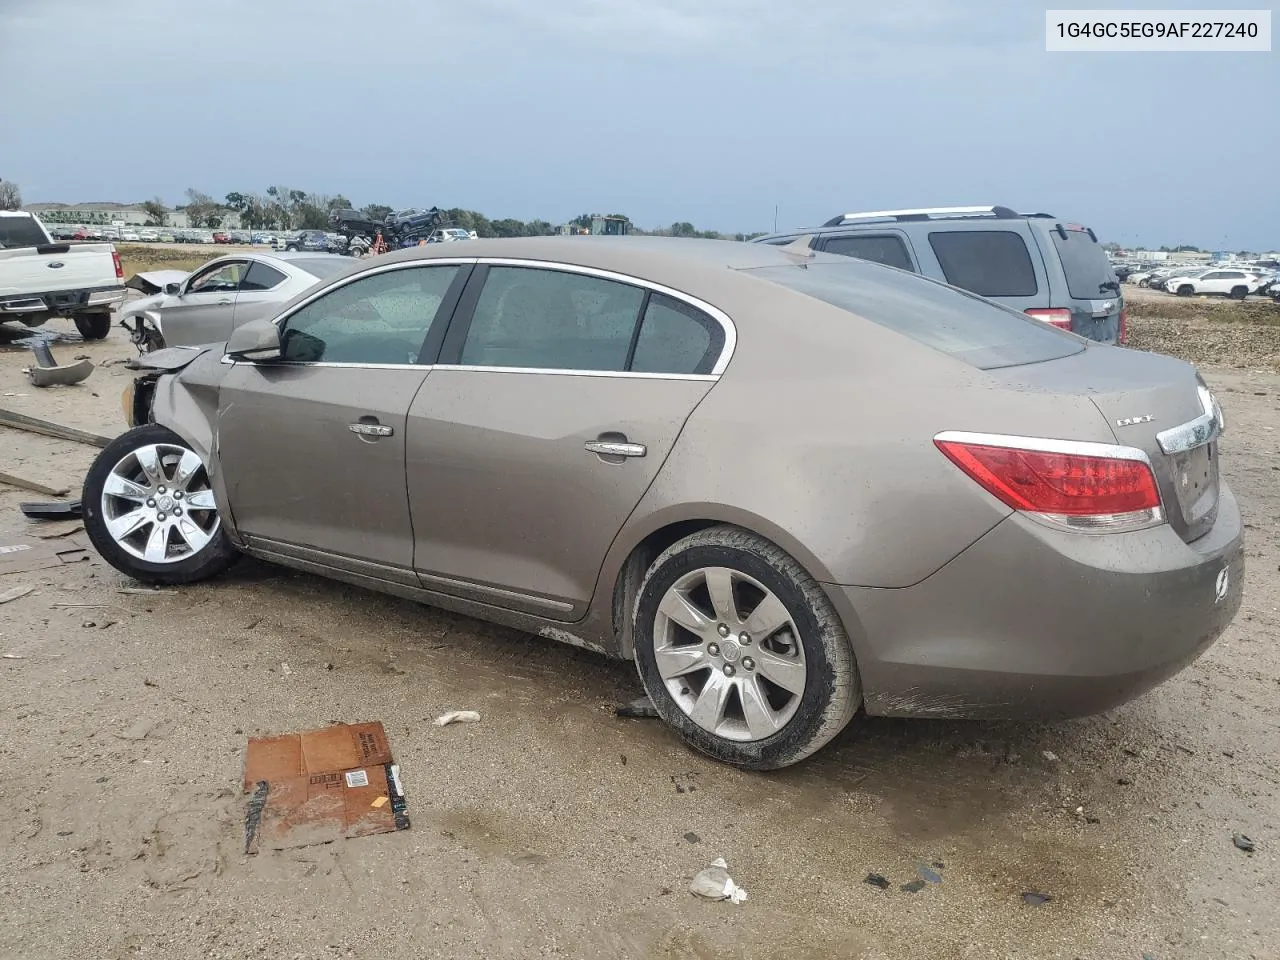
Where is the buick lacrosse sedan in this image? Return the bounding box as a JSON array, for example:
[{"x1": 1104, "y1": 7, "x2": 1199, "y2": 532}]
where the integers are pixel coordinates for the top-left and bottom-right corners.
[{"x1": 82, "y1": 237, "x2": 1243, "y2": 769}]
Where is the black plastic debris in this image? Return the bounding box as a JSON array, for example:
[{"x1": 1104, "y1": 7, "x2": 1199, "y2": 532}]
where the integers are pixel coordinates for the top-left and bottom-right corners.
[
  {"x1": 919, "y1": 865, "x2": 943, "y2": 884},
  {"x1": 683, "y1": 832, "x2": 701, "y2": 844},
  {"x1": 1022, "y1": 892, "x2": 1052, "y2": 906},
  {"x1": 1233, "y1": 833, "x2": 1255, "y2": 853},
  {"x1": 901, "y1": 880, "x2": 926, "y2": 893},
  {"x1": 616, "y1": 696, "x2": 659, "y2": 719},
  {"x1": 864, "y1": 873, "x2": 890, "y2": 890},
  {"x1": 20, "y1": 499, "x2": 83, "y2": 521}
]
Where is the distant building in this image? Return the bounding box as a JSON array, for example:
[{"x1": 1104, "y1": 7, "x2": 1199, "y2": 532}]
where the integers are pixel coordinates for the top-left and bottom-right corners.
[{"x1": 26, "y1": 201, "x2": 241, "y2": 229}]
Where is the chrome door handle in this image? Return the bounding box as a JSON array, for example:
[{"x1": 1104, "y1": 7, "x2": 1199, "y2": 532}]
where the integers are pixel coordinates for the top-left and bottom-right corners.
[
  {"x1": 216, "y1": 298, "x2": 233, "y2": 305},
  {"x1": 349, "y1": 422, "x2": 393, "y2": 437},
  {"x1": 584, "y1": 440, "x2": 646, "y2": 458}
]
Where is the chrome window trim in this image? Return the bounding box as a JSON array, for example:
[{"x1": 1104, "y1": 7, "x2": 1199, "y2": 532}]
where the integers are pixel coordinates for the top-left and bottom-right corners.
[
  {"x1": 933, "y1": 430, "x2": 1154, "y2": 467},
  {"x1": 431, "y1": 363, "x2": 715, "y2": 382},
  {"x1": 1155, "y1": 384, "x2": 1222, "y2": 455},
  {"x1": 471, "y1": 257, "x2": 737, "y2": 377},
  {"x1": 221, "y1": 354, "x2": 425, "y2": 371}
]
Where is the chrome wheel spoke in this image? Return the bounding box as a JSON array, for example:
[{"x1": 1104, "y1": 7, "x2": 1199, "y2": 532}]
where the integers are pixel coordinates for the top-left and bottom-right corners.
[
  {"x1": 172, "y1": 449, "x2": 204, "y2": 491},
  {"x1": 134, "y1": 445, "x2": 167, "y2": 486},
  {"x1": 659, "y1": 589, "x2": 714, "y2": 637},
  {"x1": 743, "y1": 592, "x2": 790, "y2": 640},
  {"x1": 756, "y1": 649, "x2": 806, "y2": 695},
  {"x1": 106, "y1": 509, "x2": 151, "y2": 540},
  {"x1": 184, "y1": 489, "x2": 217, "y2": 511},
  {"x1": 703, "y1": 567, "x2": 739, "y2": 625},
  {"x1": 174, "y1": 517, "x2": 212, "y2": 553},
  {"x1": 142, "y1": 524, "x2": 170, "y2": 562},
  {"x1": 688, "y1": 672, "x2": 732, "y2": 731},
  {"x1": 740, "y1": 676, "x2": 781, "y2": 739},
  {"x1": 654, "y1": 644, "x2": 708, "y2": 680},
  {"x1": 102, "y1": 473, "x2": 151, "y2": 502}
]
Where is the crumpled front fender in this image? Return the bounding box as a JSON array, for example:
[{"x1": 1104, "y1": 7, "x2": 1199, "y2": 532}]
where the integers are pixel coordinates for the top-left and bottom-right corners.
[{"x1": 125, "y1": 344, "x2": 214, "y2": 373}]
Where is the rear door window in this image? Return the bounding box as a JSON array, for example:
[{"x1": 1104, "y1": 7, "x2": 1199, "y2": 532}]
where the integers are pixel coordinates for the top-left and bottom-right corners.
[
  {"x1": 820, "y1": 234, "x2": 914, "y2": 271},
  {"x1": 743, "y1": 259, "x2": 1083, "y2": 370},
  {"x1": 240, "y1": 261, "x2": 288, "y2": 291},
  {"x1": 630, "y1": 293, "x2": 723, "y2": 375},
  {"x1": 0, "y1": 215, "x2": 49, "y2": 249},
  {"x1": 928, "y1": 230, "x2": 1038, "y2": 297},
  {"x1": 1049, "y1": 228, "x2": 1119, "y2": 300}
]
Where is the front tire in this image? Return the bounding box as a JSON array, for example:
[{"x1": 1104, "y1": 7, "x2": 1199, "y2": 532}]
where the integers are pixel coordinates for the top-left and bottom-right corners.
[
  {"x1": 74, "y1": 312, "x2": 112, "y2": 340},
  {"x1": 1176, "y1": 284, "x2": 1194, "y2": 296},
  {"x1": 632, "y1": 525, "x2": 860, "y2": 770},
  {"x1": 1229, "y1": 286, "x2": 1248, "y2": 300},
  {"x1": 82, "y1": 424, "x2": 239, "y2": 585}
]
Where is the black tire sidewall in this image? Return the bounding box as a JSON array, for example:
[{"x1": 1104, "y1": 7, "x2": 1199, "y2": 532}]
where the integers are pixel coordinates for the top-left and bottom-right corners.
[
  {"x1": 634, "y1": 541, "x2": 842, "y2": 770},
  {"x1": 74, "y1": 313, "x2": 112, "y2": 340},
  {"x1": 82, "y1": 423, "x2": 238, "y2": 584}
]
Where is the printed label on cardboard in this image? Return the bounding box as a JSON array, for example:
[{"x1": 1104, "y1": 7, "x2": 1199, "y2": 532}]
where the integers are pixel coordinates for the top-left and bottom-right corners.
[{"x1": 344, "y1": 769, "x2": 369, "y2": 788}]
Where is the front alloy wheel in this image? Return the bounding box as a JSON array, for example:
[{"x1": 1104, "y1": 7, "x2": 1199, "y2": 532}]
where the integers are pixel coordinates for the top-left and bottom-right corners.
[{"x1": 82, "y1": 424, "x2": 239, "y2": 584}]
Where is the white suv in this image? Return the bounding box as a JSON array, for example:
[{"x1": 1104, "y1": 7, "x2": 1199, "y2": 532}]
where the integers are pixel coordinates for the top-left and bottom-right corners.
[{"x1": 1167, "y1": 268, "x2": 1263, "y2": 299}]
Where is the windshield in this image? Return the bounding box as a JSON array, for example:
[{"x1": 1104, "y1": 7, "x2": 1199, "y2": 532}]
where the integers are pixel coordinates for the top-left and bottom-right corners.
[
  {"x1": 1051, "y1": 228, "x2": 1119, "y2": 299},
  {"x1": 0, "y1": 215, "x2": 50, "y2": 249},
  {"x1": 743, "y1": 259, "x2": 1085, "y2": 370},
  {"x1": 294, "y1": 257, "x2": 352, "y2": 280}
]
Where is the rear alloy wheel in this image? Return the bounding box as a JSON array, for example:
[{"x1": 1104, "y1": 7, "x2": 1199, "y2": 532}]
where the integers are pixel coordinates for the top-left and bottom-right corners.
[
  {"x1": 633, "y1": 525, "x2": 860, "y2": 770},
  {"x1": 1228, "y1": 286, "x2": 1249, "y2": 300},
  {"x1": 1176, "y1": 284, "x2": 1194, "y2": 296},
  {"x1": 74, "y1": 312, "x2": 112, "y2": 340},
  {"x1": 82, "y1": 424, "x2": 239, "y2": 585},
  {"x1": 1137, "y1": 279, "x2": 1150, "y2": 288}
]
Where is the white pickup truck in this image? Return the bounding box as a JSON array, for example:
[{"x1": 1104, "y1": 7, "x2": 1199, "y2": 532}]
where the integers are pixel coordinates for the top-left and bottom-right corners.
[{"x1": 0, "y1": 211, "x2": 128, "y2": 340}]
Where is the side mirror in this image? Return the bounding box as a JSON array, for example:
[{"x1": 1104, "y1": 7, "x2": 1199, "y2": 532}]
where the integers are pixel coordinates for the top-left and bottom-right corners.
[
  {"x1": 226, "y1": 318, "x2": 282, "y2": 362},
  {"x1": 164, "y1": 282, "x2": 182, "y2": 295}
]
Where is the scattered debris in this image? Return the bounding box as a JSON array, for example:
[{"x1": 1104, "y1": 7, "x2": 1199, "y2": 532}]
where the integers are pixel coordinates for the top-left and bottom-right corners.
[
  {"x1": 864, "y1": 873, "x2": 891, "y2": 890},
  {"x1": 0, "y1": 585, "x2": 34, "y2": 604},
  {"x1": 689, "y1": 858, "x2": 748, "y2": 904},
  {"x1": 919, "y1": 865, "x2": 943, "y2": 884},
  {"x1": 1042, "y1": 750, "x2": 1059, "y2": 762},
  {"x1": 1022, "y1": 892, "x2": 1052, "y2": 907},
  {"x1": 0, "y1": 406, "x2": 112, "y2": 447},
  {"x1": 0, "y1": 471, "x2": 70, "y2": 498},
  {"x1": 2, "y1": 653, "x2": 27, "y2": 660},
  {"x1": 433, "y1": 709, "x2": 481, "y2": 727},
  {"x1": 1117, "y1": 777, "x2": 1133, "y2": 786},
  {"x1": 20, "y1": 499, "x2": 83, "y2": 521},
  {"x1": 280, "y1": 662, "x2": 292, "y2": 676},
  {"x1": 1232, "y1": 834, "x2": 1255, "y2": 854},
  {"x1": 616, "y1": 695, "x2": 660, "y2": 718},
  {"x1": 901, "y1": 880, "x2": 927, "y2": 893},
  {"x1": 0, "y1": 533, "x2": 92, "y2": 575},
  {"x1": 26, "y1": 339, "x2": 94, "y2": 387},
  {"x1": 119, "y1": 587, "x2": 162, "y2": 596},
  {"x1": 683, "y1": 831, "x2": 701, "y2": 844},
  {"x1": 242, "y1": 721, "x2": 409, "y2": 853}
]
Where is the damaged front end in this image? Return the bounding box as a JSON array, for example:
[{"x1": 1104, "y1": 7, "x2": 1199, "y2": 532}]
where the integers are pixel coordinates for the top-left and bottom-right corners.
[
  {"x1": 117, "y1": 290, "x2": 169, "y2": 354},
  {"x1": 121, "y1": 346, "x2": 214, "y2": 428}
]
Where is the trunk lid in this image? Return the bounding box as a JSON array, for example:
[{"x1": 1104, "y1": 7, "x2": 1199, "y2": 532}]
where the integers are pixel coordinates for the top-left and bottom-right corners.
[{"x1": 986, "y1": 345, "x2": 1220, "y2": 543}]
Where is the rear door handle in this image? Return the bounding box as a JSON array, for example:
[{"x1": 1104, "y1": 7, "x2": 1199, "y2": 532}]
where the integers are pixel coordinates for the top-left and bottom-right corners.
[
  {"x1": 216, "y1": 298, "x2": 233, "y2": 305},
  {"x1": 584, "y1": 440, "x2": 646, "y2": 458},
  {"x1": 349, "y1": 422, "x2": 394, "y2": 437}
]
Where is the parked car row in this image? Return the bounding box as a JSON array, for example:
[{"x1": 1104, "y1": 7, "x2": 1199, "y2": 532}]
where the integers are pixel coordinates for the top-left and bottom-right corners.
[{"x1": 1121, "y1": 261, "x2": 1276, "y2": 299}]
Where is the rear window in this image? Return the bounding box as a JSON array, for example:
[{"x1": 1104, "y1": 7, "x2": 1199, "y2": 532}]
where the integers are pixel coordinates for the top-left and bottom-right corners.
[
  {"x1": 0, "y1": 215, "x2": 49, "y2": 249},
  {"x1": 1050, "y1": 228, "x2": 1118, "y2": 300},
  {"x1": 821, "y1": 234, "x2": 914, "y2": 271},
  {"x1": 743, "y1": 259, "x2": 1084, "y2": 370},
  {"x1": 928, "y1": 230, "x2": 1038, "y2": 297}
]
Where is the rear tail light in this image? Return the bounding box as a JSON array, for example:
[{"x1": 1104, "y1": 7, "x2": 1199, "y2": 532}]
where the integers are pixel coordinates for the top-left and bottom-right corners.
[
  {"x1": 934, "y1": 432, "x2": 1163, "y2": 533},
  {"x1": 1025, "y1": 308, "x2": 1073, "y2": 331},
  {"x1": 1118, "y1": 307, "x2": 1128, "y2": 344},
  {"x1": 111, "y1": 250, "x2": 124, "y2": 279}
]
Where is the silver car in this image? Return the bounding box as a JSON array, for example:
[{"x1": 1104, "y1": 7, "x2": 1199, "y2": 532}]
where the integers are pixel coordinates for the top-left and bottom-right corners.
[{"x1": 118, "y1": 252, "x2": 353, "y2": 352}]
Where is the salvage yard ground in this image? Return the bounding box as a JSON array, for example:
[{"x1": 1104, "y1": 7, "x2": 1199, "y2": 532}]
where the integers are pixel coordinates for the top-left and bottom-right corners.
[{"x1": 0, "y1": 293, "x2": 1278, "y2": 959}]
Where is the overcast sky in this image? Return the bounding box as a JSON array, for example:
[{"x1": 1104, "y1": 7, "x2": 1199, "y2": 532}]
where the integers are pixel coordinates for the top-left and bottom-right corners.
[{"x1": 2, "y1": 0, "x2": 1276, "y2": 248}]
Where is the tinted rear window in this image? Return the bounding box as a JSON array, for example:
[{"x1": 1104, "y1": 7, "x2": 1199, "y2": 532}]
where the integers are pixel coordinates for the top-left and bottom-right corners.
[
  {"x1": 928, "y1": 230, "x2": 1037, "y2": 297},
  {"x1": 821, "y1": 234, "x2": 914, "y2": 271},
  {"x1": 294, "y1": 257, "x2": 351, "y2": 279},
  {"x1": 0, "y1": 216, "x2": 49, "y2": 249},
  {"x1": 1050, "y1": 228, "x2": 1118, "y2": 300},
  {"x1": 744, "y1": 259, "x2": 1083, "y2": 370}
]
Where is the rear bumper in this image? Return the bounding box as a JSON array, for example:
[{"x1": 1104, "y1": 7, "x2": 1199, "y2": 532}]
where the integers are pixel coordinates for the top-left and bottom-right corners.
[
  {"x1": 0, "y1": 284, "x2": 127, "y2": 315},
  {"x1": 834, "y1": 483, "x2": 1244, "y2": 719}
]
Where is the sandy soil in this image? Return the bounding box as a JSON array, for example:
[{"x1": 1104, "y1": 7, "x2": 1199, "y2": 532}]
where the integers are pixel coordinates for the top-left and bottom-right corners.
[{"x1": 0, "y1": 310, "x2": 1277, "y2": 960}]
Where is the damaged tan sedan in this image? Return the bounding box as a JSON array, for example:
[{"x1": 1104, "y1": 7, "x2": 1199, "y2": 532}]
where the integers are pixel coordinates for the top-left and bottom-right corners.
[{"x1": 82, "y1": 237, "x2": 1244, "y2": 769}]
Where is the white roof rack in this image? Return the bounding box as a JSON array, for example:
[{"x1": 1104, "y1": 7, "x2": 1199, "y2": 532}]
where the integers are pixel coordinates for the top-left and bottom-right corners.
[{"x1": 822, "y1": 205, "x2": 1023, "y2": 227}]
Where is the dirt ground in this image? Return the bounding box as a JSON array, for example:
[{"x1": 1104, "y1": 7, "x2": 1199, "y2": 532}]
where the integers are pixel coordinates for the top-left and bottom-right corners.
[{"x1": 0, "y1": 301, "x2": 1277, "y2": 960}]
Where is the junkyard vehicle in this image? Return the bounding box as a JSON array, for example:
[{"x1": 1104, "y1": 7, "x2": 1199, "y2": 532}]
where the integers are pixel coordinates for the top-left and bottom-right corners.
[
  {"x1": 117, "y1": 251, "x2": 352, "y2": 352},
  {"x1": 755, "y1": 205, "x2": 1126, "y2": 344},
  {"x1": 0, "y1": 210, "x2": 127, "y2": 339},
  {"x1": 284, "y1": 230, "x2": 332, "y2": 253},
  {"x1": 84, "y1": 237, "x2": 1243, "y2": 770},
  {"x1": 1166, "y1": 268, "x2": 1264, "y2": 299}
]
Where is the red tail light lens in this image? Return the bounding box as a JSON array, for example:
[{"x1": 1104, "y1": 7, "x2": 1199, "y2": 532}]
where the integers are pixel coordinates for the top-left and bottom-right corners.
[
  {"x1": 111, "y1": 250, "x2": 124, "y2": 279},
  {"x1": 935, "y1": 434, "x2": 1163, "y2": 531},
  {"x1": 1025, "y1": 308, "x2": 1073, "y2": 331},
  {"x1": 1118, "y1": 307, "x2": 1127, "y2": 344}
]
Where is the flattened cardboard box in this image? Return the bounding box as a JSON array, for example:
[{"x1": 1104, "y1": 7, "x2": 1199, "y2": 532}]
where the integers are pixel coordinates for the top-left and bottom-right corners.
[
  {"x1": 0, "y1": 532, "x2": 92, "y2": 576},
  {"x1": 243, "y1": 721, "x2": 409, "y2": 853}
]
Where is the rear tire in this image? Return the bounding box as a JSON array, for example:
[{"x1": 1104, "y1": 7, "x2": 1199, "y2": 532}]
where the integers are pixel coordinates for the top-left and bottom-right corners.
[
  {"x1": 632, "y1": 525, "x2": 861, "y2": 770},
  {"x1": 74, "y1": 312, "x2": 112, "y2": 340},
  {"x1": 1229, "y1": 286, "x2": 1248, "y2": 300},
  {"x1": 82, "y1": 424, "x2": 239, "y2": 585},
  {"x1": 1138, "y1": 279, "x2": 1149, "y2": 288}
]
